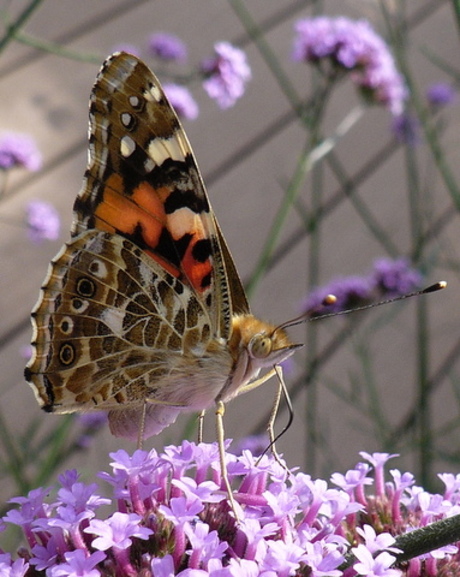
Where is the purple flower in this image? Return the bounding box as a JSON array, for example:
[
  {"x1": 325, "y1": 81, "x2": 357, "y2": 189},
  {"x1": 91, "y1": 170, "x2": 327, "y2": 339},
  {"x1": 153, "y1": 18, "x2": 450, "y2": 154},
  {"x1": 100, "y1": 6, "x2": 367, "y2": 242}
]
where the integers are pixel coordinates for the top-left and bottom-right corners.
[
  {"x1": 258, "y1": 539, "x2": 307, "y2": 577},
  {"x1": 356, "y1": 525, "x2": 401, "y2": 555},
  {"x1": 352, "y1": 545, "x2": 400, "y2": 577},
  {"x1": 201, "y1": 42, "x2": 251, "y2": 109},
  {"x1": 0, "y1": 554, "x2": 29, "y2": 577},
  {"x1": 4, "y1": 442, "x2": 460, "y2": 576},
  {"x1": 371, "y1": 257, "x2": 422, "y2": 296},
  {"x1": 148, "y1": 32, "x2": 187, "y2": 62},
  {"x1": 426, "y1": 82, "x2": 456, "y2": 107},
  {"x1": 0, "y1": 131, "x2": 42, "y2": 171},
  {"x1": 25, "y1": 199, "x2": 60, "y2": 243},
  {"x1": 48, "y1": 549, "x2": 106, "y2": 577},
  {"x1": 303, "y1": 276, "x2": 373, "y2": 315},
  {"x1": 164, "y1": 84, "x2": 199, "y2": 120},
  {"x1": 86, "y1": 511, "x2": 152, "y2": 550},
  {"x1": 303, "y1": 258, "x2": 422, "y2": 316},
  {"x1": 292, "y1": 17, "x2": 407, "y2": 115}
]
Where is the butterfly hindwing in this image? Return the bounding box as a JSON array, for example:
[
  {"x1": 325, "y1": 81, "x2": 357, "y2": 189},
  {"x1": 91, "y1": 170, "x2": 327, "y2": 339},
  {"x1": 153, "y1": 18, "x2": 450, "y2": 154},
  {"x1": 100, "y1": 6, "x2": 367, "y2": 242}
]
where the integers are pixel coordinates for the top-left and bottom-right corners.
[{"x1": 27, "y1": 232, "x2": 215, "y2": 414}]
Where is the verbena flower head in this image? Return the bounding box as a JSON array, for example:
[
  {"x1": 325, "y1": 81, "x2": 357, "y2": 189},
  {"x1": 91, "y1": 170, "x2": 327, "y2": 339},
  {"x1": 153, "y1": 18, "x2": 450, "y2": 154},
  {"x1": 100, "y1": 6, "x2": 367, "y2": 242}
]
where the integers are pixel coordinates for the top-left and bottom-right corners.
[
  {"x1": 303, "y1": 257, "x2": 422, "y2": 315},
  {"x1": 371, "y1": 257, "x2": 422, "y2": 297},
  {"x1": 148, "y1": 32, "x2": 188, "y2": 63},
  {"x1": 3, "y1": 442, "x2": 460, "y2": 576},
  {"x1": 201, "y1": 42, "x2": 251, "y2": 109},
  {"x1": 0, "y1": 131, "x2": 42, "y2": 171},
  {"x1": 292, "y1": 16, "x2": 407, "y2": 115},
  {"x1": 426, "y1": 82, "x2": 456, "y2": 107},
  {"x1": 164, "y1": 84, "x2": 199, "y2": 120},
  {"x1": 25, "y1": 200, "x2": 60, "y2": 243}
]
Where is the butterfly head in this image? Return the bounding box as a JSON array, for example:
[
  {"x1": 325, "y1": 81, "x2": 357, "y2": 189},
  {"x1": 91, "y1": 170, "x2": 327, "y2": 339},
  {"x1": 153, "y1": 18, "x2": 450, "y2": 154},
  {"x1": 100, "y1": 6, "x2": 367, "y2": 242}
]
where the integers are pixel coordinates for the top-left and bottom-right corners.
[{"x1": 231, "y1": 314, "x2": 302, "y2": 370}]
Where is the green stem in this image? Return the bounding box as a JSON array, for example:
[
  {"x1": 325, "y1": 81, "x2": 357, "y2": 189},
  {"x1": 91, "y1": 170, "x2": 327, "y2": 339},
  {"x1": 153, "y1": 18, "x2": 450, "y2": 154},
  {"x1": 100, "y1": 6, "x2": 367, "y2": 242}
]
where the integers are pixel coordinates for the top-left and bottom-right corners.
[
  {"x1": 228, "y1": 0, "x2": 302, "y2": 110},
  {"x1": 340, "y1": 513, "x2": 460, "y2": 570},
  {"x1": 0, "y1": 0, "x2": 44, "y2": 53},
  {"x1": 450, "y1": 0, "x2": 460, "y2": 36}
]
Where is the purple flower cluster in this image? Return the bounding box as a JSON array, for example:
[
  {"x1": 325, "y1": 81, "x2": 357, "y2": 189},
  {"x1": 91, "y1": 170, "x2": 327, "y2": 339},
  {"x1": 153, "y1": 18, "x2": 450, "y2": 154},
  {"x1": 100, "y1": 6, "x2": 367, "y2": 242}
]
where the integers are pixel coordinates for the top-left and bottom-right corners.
[
  {"x1": 304, "y1": 257, "x2": 422, "y2": 314},
  {"x1": 292, "y1": 16, "x2": 407, "y2": 115},
  {"x1": 164, "y1": 84, "x2": 199, "y2": 121},
  {"x1": 0, "y1": 131, "x2": 42, "y2": 172},
  {"x1": 201, "y1": 42, "x2": 252, "y2": 109},
  {"x1": 113, "y1": 34, "x2": 252, "y2": 116},
  {"x1": 3, "y1": 443, "x2": 460, "y2": 576},
  {"x1": 25, "y1": 200, "x2": 60, "y2": 244},
  {"x1": 425, "y1": 83, "x2": 456, "y2": 108},
  {"x1": 148, "y1": 33, "x2": 188, "y2": 63}
]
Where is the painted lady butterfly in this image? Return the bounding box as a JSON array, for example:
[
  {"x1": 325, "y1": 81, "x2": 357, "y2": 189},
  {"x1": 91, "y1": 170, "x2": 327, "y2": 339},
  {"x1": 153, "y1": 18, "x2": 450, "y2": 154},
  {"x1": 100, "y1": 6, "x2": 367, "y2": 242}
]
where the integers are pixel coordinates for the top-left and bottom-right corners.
[{"x1": 25, "y1": 52, "x2": 303, "y2": 509}]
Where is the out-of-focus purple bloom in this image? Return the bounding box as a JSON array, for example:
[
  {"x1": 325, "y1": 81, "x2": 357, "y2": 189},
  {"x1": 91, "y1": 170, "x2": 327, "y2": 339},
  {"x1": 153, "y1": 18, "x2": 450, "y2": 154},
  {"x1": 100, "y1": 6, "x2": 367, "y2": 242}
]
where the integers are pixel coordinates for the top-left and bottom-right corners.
[
  {"x1": 426, "y1": 83, "x2": 456, "y2": 107},
  {"x1": 302, "y1": 258, "x2": 422, "y2": 316},
  {"x1": 0, "y1": 131, "x2": 42, "y2": 171},
  {"x1": 292, "y1": 16, "x2": 407, "y2": 115},
  {"x1": 148, "y1": 32, "x2": 188, "y2": 62},
  {"x1": 303, "y1": 276, "x2": 373, "y2": 315},
  {"x1": 75, "y1": 413, "x2": 108, "y2": 449},
  {"x1": 19, "y1": 344, "x2": 33, "y2": 360},
  {"x1": 371, "y1": 257, "x2": 422, "y2": 296},
  {"x1": 25, "y1": 199, "x2": 60, "y2": 243},
  {"x1": 201, "y1": 42, "x2": 251, "y2": 109},
  {"x1": 4, "y1": 442, "x2": 460, "y2": 576},
  {"x1": 391, "y1": 113, "x2": 420, "y2": 146},
  {"x1": 164, "y1": 84, "x2": 199, "y2": 120}
]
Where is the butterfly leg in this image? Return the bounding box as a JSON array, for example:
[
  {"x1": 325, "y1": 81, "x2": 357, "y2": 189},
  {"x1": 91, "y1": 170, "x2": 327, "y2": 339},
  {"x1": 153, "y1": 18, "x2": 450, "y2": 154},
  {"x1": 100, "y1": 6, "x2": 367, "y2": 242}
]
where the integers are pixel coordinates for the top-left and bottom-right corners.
[
  {"x1": 238, "y1": 365, "x2": 291, "y2": 473},
  {"x1": 215, "y1": 400, "x2": 239, "y2": 521},
  {"x1": 237, "y1": 367, "x2": 277, "y2": 395},
  {"x1": 258, "y1": 365, "x2": 290, "y2": 474},
  {"x1": 198, "y1": 410, "x2": 206, "y2": 443},
  {"x1": 137, "y1": 401, "x2": 147, "y2": 450}
]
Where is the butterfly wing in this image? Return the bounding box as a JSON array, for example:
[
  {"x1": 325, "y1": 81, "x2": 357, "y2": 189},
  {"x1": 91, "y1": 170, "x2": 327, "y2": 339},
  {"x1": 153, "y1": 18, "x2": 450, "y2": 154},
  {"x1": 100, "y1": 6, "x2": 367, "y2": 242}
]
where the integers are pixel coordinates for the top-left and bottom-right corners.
[
  {"x1": 74, "y1": 52, "x2": 249, "y2": 334},
  {"x1": 26, "y1": 52, "x2": 249, "y2": 437}
]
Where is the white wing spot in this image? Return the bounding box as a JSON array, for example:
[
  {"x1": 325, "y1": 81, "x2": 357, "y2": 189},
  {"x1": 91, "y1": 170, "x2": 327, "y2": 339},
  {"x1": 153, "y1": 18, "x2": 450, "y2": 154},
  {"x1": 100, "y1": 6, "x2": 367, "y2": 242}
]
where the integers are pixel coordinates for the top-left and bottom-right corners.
[
  {"x1": 121, "y1": 112, "x2": 133, "y2": 128},
  {"x1": 144, "y1": 157, "x2": 156, "y2": 173},
  {"x1": 89, "y1": 258, "x2": 108, "y2": 279},
  {"x1": 149, "y1": 83, "x2": 162, "y2": 102},
  {"x1": 147, "y1": 136, "x2": 185, "y2": 166},
  {"x1": 129, "y1": 95, "x2": 140, "y2": 108},
  {"x1": 101, "y1": 308, "x2": 125, "y2": 335},
  {"x1": 120, "y1": 135, "x2": 136, "y2": 157}
]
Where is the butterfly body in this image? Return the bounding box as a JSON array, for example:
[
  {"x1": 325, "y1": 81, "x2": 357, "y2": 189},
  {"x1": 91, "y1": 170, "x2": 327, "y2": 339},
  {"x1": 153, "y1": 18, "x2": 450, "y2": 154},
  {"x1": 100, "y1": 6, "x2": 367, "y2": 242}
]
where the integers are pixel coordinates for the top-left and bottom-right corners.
[{"x1": 26, "y1": 52, "x2": 298, "y2": 442}]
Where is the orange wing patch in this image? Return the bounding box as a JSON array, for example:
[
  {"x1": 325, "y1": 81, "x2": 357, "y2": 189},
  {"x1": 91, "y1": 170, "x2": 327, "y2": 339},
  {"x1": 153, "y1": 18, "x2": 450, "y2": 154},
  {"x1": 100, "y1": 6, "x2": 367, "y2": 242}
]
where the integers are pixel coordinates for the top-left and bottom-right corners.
[{"x1": 94, "y1": 173, "x2": 214, "y2": 292}]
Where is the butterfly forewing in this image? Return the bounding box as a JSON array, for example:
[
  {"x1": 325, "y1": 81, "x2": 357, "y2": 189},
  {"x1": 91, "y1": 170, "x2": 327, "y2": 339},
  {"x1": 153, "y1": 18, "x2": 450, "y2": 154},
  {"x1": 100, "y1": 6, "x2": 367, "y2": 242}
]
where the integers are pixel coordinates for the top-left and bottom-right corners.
[{"x1": 74, "y1": 52, "x2": 245, "y2": 337}]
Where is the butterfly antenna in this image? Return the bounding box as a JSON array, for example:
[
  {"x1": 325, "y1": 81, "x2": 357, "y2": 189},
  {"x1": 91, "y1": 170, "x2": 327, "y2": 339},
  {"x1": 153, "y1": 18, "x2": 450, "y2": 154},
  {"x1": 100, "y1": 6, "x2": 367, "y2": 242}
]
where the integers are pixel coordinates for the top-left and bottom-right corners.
[
  {"x1": 276, "y1": 281, "x2": 446, "y2": 332},
  {"x1": 310, "y1": 281, "x2": 447, "y2": 322}
]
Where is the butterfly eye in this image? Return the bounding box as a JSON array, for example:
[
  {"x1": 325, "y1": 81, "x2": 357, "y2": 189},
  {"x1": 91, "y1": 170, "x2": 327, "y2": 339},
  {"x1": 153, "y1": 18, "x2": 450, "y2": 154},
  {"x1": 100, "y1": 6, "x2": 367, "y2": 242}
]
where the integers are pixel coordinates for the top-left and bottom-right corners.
[{"x1": 249, "y1": 335, "x2": 273, "y2": 359}]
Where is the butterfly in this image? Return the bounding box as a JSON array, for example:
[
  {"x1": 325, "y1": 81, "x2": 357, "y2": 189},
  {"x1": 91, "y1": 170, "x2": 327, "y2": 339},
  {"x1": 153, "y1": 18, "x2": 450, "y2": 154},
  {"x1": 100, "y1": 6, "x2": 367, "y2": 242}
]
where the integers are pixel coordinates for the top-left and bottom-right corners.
[{"x1": 25, "y1": 52, "x2": 303, "y2": 512}]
